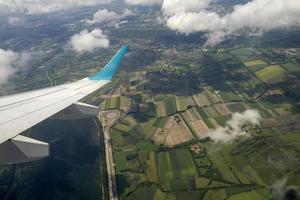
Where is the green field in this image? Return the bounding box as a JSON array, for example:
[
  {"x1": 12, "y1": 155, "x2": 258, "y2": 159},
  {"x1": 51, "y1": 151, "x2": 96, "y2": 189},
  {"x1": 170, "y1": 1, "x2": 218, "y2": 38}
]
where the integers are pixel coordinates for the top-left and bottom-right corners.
[
  {"x1": 158, "y1": 152, "x2": 174, "y2": 184},
  {"x1": 282, "y1": 62, "x2": 300, "y2": 73},
  {"x1": 105, "y1": 97, "x2": 121, "y2": 110},
  {"x1": 137, "y1": 140, "x2": 158, "y2": 151},
  {"x1": 111, "y1": 129, "x2": 125, "y2": 146},
  {"x1": 164, "y1": 97, "x2": 178, "y2": 115},
  {"x1": 153, "y1": 117, "x2": 169, "y2": 128},
  {"x1": 146, "y1": 151, "x2": 158, "y2": 182},
  {"x1": 105, "y1": 47, "x2": 300, "y2": 200},
  {"x1": 4, "y1": 6, "x2": 300, "y2": 200},
  {"x1": 227, "y1": 190, "x2": 268, "y2": 200},
  {"x1": 243, "y1": 60, "x2": 267, "y2": 72},
  {"x1": 255, "y1": 65, "x2": 286, "y2": 81}
]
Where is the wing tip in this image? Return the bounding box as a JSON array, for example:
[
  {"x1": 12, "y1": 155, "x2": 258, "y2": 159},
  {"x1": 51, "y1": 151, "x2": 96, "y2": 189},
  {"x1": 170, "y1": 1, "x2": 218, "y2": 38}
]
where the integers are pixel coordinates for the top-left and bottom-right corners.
[{"x1": 89, "y1": 45, "x2": 129, "y2": 81}]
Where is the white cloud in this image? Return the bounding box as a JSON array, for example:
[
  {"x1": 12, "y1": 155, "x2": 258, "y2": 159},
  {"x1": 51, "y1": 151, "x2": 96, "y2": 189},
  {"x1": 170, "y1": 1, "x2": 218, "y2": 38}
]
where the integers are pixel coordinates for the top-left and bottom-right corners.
[
  {"x1": 86, "y1": 8, "x2": 135, "y2": 27},
  {"x1": 87, "y1": 9, "x2": 120, "y2": 24},
  {"x1": 205, "y1": 110, "x2": 261, "y2": 143},
  {"x1": 166, "y1": 11, "x2": 224, "y2": 34},
  {"x1": 162, "y1": 0, "x2": 212, "y2": 16},
  {"x1": 0, "y1": 0, "x2": 112, "y2": 14},
  {"x1": 162, "y1": 0, "x2": 300, "y2": 46},
  {"x1": 70, "y1": 29, "x2": 109, "y2": 53},
  {"x1": 0, "y1": 49, "x2": 31, "y2": 84},
  {"x1": 125, "y1": 0, "x2": 162, "y2": 6}
]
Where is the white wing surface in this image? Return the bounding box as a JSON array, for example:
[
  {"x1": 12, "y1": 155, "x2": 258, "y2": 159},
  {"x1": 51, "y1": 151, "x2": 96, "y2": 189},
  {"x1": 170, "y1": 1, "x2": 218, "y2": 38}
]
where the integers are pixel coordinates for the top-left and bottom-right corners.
[{"x1": 0, "y1": 45, "x2": 128, "y2": 164}]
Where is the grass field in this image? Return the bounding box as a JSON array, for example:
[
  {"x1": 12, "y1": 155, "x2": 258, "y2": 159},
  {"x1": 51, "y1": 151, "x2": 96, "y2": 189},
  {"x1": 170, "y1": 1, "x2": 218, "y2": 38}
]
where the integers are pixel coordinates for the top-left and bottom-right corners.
[
  {"x1": 153, "y1": 117, "x2": 169, "y2": 128},
  {"x1": 164, "y1": 97, "x2": 177, "y2": 115},
  {"x1": 105, "y1": 97, "x2": 121, "y2": 110},
  {"x1": 114, "y1": 123, "x2": 133, "y2": 133},
  {"x1": 230, "y1": 48, "x2": 255, "y2": 61},
  {"x1": 170, "y1": 149, "x2": 198, "y2": 177},
  {"x1": 204, "y1": 189, "x2": 227, "y2": 200},
  {"x1": 115, "y1": 150, "x2": 138, "y2": 172},
  {"x1": 111, "y1": 129, "x2": 124, "y2": 146},
  {"x1": 140, "y1": 118, "x2": 157, "y2": 138},
  {"x1": 208, "y1": 150, "x2": 239, "y2": 183},
  {"x1": 243, "y1": 60, "x2": 267, "y2": 72},
  {"x1": 255, "y1": 65, "x2": 286, "y2": 81},
  {"x1": 219, "y1": 91, "x2": 243, "y2": 102},
  {"x1": 227, "y1": 190, "x2": 268, "y2": 200},
  {"x1": 137, "y1": 140, "x2": 158, "y2": 151},
  {"x1": 158, "y1": 152, "x2": 174, "y2": 182},
  {"x1": 281, "y1": 62, "x2": 300, "y2": 73},
  {"x1": 175, "y1": 190, "x2": 205, "y2": 200},
  {"x1": 146, "y1": 151, "x2": 158, "y2": 182},
  {"x1": 227, "y1": 103, "x2": 247, "y2": 113},
  {"x1": 195, "y1": 177, "x2": 210, "y2": 189},
  {"x1": 126, "y1": 185, "x2": 157, "y2": 200}
]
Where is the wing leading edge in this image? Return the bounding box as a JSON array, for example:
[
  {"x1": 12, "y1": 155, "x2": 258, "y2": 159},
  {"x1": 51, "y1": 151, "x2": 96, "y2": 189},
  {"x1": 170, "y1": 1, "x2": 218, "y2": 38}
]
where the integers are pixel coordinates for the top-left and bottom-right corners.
[{"x1": 0, "y1": 45, "x2": 128, "y2": 164}]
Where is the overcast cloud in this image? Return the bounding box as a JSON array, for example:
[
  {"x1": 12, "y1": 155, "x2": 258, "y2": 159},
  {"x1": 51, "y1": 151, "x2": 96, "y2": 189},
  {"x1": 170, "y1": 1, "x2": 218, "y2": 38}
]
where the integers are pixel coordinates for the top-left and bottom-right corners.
[{"x1": 70, "y1": 29, "x2": 110, "y2": 53}]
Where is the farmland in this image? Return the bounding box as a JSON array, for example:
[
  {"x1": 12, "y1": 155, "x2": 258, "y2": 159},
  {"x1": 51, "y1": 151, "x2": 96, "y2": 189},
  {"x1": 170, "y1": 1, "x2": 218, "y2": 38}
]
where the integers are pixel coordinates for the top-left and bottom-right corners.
[
  {"x1": 0, "y1": 4, "x2": 299, "y2": 200},
  {"x1": 101, "y1": 46, "x2": 300, "y2": 200},
  {"x1": 255, "y1": 65, "x2": 286, "y2": 82}
]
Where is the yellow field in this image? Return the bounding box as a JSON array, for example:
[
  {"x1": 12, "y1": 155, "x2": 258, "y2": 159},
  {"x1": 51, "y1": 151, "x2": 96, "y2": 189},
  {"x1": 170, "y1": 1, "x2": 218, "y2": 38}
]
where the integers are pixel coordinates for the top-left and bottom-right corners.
[
  {"x1": 255, "y1": 65, "x2": 286, "y2": 81},
  {"x1": 153, "y1": 115, "x2": 194, "y2": 147},
  {"x1": 214, "y1": 104, "x2": 231, "y2": 116},
  {"x1": 176, "y1": 96, "x2": 196, "y2": 111},
  {"x1": 193, "y1": 94, "x2": 211, "y2": 106},
  {"x1": 244, "y1": 59, "x2": 266, "y2": 67},
  {"x1": 191, "y1": 120, "x2": 209, "y2": 138}
]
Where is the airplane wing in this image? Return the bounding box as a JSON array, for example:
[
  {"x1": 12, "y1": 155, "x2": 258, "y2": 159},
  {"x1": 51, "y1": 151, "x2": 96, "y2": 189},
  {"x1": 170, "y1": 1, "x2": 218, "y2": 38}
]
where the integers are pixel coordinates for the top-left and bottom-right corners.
[{"x1": 0, "y1": 45, "x2": 128, "y2": 164}]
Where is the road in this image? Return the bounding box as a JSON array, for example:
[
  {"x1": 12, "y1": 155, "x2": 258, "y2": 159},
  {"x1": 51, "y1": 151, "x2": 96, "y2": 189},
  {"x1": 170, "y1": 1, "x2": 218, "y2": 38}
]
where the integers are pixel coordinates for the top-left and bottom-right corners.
[{"x1": 99, "y1": 111, "x2": 120, "y2": 200}]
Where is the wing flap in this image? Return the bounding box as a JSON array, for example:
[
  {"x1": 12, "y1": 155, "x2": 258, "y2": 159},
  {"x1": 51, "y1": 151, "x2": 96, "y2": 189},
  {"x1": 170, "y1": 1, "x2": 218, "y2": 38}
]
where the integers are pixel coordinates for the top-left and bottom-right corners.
[{"x1": 0, "y1": 135, "x2": 49, "y2": 164}]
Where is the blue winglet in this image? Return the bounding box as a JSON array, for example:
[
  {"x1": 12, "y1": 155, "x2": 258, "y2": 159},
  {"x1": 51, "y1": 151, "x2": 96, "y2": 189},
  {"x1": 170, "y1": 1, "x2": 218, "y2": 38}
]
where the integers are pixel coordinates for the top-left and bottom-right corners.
[{"x1": 89, "y1": 45, "x2": 128, "y2": 81}]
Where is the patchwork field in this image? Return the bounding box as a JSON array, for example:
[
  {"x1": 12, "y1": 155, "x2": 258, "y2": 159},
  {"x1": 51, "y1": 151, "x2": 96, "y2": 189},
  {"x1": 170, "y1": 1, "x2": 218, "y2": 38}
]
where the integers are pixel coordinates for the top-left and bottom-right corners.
[
  {"x1": 106, "y1": 47, "x2": 300, "y2": 200},
  {"x1": 243, "y1": 59, "x2": 267, "y2": 72},
  {"x1": 255, "y1": 65, "x2": 286, "y2": 82}
]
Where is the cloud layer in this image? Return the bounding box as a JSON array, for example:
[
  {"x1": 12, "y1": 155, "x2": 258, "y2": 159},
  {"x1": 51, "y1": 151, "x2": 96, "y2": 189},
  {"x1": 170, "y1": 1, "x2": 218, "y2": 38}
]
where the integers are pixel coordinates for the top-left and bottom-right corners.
[
  {"x1": 0, "y1": 49, "x2": 31, "y2": 84},
  {"x1": 70, "y1": 29, "x2": 109, "y2": 53},
  {"x1": 124, "y1": 0, "x2": 300, "y2": 45},
  {"x1": 0, "y1": 0, "x2": 112, "y2": 14},
  {"x1": 164, "y1": 0, "x2": 300, "y2": 46},
  {"x1": 125, "y1": 0, "x2": 162, "y2": 6},
  {"x1": 205, "y1": 110, "x2": 261, "y2": 143}
]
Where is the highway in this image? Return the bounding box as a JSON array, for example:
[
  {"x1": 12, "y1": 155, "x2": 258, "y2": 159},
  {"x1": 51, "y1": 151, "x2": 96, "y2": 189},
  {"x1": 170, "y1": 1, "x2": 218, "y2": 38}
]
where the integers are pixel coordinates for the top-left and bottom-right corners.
[{"x1": 99, "y1": 111, "x2": 120, "y2": 200}]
